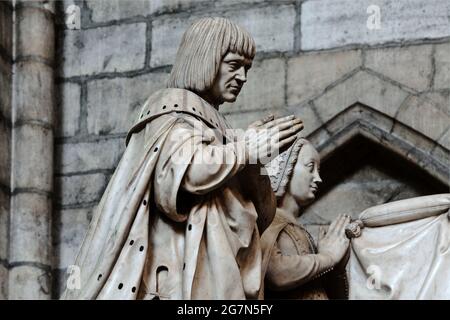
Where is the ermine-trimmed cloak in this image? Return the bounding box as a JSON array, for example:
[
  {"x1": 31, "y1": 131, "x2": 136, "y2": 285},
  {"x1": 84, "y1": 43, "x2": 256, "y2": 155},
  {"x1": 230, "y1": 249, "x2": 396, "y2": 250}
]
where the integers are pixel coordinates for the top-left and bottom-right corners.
[{"x1": 62, "y1": 88, "x2": 275, "y2": 300}]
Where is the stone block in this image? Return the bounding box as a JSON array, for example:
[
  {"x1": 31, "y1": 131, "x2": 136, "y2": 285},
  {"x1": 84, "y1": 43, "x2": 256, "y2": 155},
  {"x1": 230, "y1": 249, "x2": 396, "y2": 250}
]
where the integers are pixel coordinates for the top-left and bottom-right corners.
[
  {"x1": 56, "y1": 82, "x2": 81, "y2": 137},
  {"x1": 365, "y1": 45, "x2": 433, "y2": 91},
  {"x1": 16, "y1": 6, "x2": 54, "y2": 61},
  {"x1": 152, "y1": 15, "x2": 200, "y2": 67},
  {"x1": 8, "y1": 265, "x2": 51, "y2": 299},
  {"x1": 405, "y1": 146, "x2": 448, "y2": 186},
  {"x1": 320, "y1": 123, "x2": 360, "y2": 162},
  {"x1": 0, "y1": 56, "x2": 12, "y2": 121},
  {"x1": 308, "y1": 127, "x2": 332, "y2": 157},
  {"x1": 9, "y1": 193, "x2": 51, "y2": 265},
  {"x1": 431, "y1": 143, "x2": 449, "y2": 173},
  {"x1": 222, "y1": 58, "x2": 285, "y2": 113},
  {"x1": 325, "y1": 103, "x2": 394, "y2": 137},
  {"x1": 288, "y1": 103, "x2": 324, "y2": 138},
  {"x1": 391, "y1": 122, "x2": 436, "y2": 154},
  {"x1": 434, "y1": 42, "x2": 450, "y2": 90},
  {"x1": 86, "y1": 71, "x2": 168, "y2": 135},
  {"x1": 223, "y1": 101, "x2": 320, "y2": 133},
  {"x1": 0, "y1": 263, "x2": 7, "y2": 300},
  {"x1": 150, "y1": 5, "x2": 295, "y2": 67},
  {"x1": 396, "y1": 95, "x2": 450, "y2": 141},
  {"x1": 18, "y1": 0, "x2": 55, "y2": 13},
  {"x1": 14, "y1": 61, "x2": 54, "y2": 124},
  {"x1": 0, "y1": 2, "x2": 12, "y2": 56},
  {"x1": 287, "y1": 50, "x2": 362, "y2": 106},
  {"x1": 86, "y1": 0, "x2": 209, "y2": 23},
  {"x1": 53, "y1": 207, "x2": 93, "y2": 269},
  {"x1": 359, "y1": 104, "x2": 396, "y2": 135},
  {"x1": 301, "y1": 0, "x2": 450, "y2": 50},
  {"x1": 0, "y1": 189, "x2": 9, "y2": 260},
  {"x1": 56, "y1": 138, "x2": 125, "y2": 174},
  {"x1": 233, "y1": 5, "x2": 295, "y2": 53},
  {"x1": 224, "y1": 109, "x2": 270, "y2": 130},
  {"x1": 0, "y1": 119, "x2": 10, "y2": 186},
  {"x1": 61, "y1": 23, "x2": 146, "y2": 77},
  {"x1": 421, "y1": 91, "x2": 450, "y2": 116},
  {"x1": 314, "y1": 71, "x2": 410, "y2": 124},
  {"x1": 12, "y1": 125, "x2": 53, "y2": 192},
  {"x1": 437, "y1": 128, "x2": 450, "y2": 151},
  {"x1": 55, "y1": 173, "x2": 109, "y2": 206}
]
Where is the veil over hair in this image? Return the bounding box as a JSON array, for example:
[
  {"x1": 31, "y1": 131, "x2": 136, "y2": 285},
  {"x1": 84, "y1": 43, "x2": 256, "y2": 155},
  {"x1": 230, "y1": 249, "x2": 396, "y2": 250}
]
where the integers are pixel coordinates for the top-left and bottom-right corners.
[
  {"x1": 167, "y1": 17, "x2": 256, "y2": 94},
  {"x1": 265, "y1": 137, "x2": 310, "y2": 201}
]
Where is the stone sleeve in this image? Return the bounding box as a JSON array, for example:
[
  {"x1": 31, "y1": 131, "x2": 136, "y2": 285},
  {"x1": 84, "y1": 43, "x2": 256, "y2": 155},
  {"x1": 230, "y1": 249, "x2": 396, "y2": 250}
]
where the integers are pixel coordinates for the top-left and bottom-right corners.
[
  {"x1": 181, "y1": 140, "x2": 248, "y2": 195},
  {"x1": 265, "y1": 235, "x2": 335, "y2": 291},
  {"x1": 153, "y1": 115, "x2": 248, "y2": 218}
]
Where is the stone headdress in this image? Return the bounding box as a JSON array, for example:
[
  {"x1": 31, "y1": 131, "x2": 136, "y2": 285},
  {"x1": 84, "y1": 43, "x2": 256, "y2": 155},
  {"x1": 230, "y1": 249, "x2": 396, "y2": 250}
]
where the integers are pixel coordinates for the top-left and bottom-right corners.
[{"x1": 265, "y1": 137, "x2": 309, "y2": 200}]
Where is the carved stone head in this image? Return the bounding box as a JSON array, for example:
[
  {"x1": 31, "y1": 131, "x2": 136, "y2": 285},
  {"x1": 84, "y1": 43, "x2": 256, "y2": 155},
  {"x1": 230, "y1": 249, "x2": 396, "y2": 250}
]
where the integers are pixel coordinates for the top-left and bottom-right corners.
[
  {"x1": 167, "y1": 17, "x2": 256, "y2": 106},
  {"x1": 266, "y1": 138, "x2": 322, "y2": 206}
]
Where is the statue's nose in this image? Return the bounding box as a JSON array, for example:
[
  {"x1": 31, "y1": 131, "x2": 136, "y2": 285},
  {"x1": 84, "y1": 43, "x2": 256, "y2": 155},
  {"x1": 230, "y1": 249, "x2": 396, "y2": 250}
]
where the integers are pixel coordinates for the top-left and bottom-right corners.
[{"x1": 235, "y1": 67, "x2": 247, "y2": 83}]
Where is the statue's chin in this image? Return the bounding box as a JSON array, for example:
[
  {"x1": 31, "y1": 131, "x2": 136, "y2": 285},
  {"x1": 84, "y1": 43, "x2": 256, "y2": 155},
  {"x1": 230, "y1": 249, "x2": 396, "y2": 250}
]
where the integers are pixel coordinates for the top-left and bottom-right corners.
[
  {"x1": 221, "y1": 91, "x2": 239, "y2": 103},
  {"x1": 297, "y1": 194, "x2": 316, "y2": 207},
  {"x1": 224, "y1": 96, "x2": 237, "y2": 103}
]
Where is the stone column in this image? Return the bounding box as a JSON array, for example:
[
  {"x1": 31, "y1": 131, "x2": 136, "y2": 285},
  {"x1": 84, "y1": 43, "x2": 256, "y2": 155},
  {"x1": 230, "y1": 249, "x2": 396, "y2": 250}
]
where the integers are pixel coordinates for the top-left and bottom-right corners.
[
  {"x1": 0, "y1": 0, "x2": 13, "y2": 301},
  {"x1": 9, "y1": 0, "x2": 55, "y2": 299}
]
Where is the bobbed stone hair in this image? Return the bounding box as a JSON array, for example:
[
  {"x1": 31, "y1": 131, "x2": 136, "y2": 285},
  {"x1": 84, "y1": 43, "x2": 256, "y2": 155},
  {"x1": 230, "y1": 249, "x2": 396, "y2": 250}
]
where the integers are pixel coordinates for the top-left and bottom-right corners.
[
  {"x1": 167, "y1": 17, "x2": 256, "y2": 93},
  {"x1": 265, "y1": 137, "x2": 312, "y2": 202}
]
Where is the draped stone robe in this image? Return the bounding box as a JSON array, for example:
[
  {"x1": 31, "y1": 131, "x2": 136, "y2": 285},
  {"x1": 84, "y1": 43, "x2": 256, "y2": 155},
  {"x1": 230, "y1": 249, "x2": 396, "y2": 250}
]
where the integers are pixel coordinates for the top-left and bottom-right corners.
[
  {"x1": 348, "y1": 194, "x2": 450, "y2": 299},
  {"x1": 62, "y1": 88, "x2": 275, "y2": 300}
]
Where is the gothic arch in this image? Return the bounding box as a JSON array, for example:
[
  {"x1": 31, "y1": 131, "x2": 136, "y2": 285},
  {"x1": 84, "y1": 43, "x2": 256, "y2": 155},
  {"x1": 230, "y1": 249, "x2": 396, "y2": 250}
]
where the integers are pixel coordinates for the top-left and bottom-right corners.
[{"x1": 307, "y1": 102, "x2": 448, "y2": 186}]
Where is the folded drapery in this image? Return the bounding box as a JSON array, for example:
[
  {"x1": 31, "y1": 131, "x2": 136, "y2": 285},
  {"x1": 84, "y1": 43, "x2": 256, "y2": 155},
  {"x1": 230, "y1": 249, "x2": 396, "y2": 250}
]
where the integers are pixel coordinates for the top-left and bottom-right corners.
[{"x1": 347, "y1": 194, "x2": 450, "y2": 299}]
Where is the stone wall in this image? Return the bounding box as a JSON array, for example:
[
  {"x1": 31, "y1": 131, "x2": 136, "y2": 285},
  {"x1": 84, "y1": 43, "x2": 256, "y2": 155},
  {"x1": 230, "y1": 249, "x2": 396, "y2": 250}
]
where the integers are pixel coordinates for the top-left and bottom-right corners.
[{"x1": 4, "y1": 0, "x2": 448, "y2": 298}]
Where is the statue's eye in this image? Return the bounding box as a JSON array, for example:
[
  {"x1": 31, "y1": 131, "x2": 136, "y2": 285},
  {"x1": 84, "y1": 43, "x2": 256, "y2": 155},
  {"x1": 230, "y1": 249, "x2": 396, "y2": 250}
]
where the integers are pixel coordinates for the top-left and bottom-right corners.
[
  {"x1": 307, "y1": 163, "x2": 314, "y2": 173},
  {"x1": 228, "y1": 62, "x2": 239, "y2": 70}
]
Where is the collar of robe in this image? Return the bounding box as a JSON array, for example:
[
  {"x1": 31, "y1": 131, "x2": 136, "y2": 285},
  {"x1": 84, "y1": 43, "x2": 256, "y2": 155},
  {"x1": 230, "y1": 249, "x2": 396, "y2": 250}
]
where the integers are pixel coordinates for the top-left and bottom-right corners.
[
  {"x1": 126, "y1": 88, "x2": 233, "y2": 146},
  {"x1": 276, "y1": 208, "x2": 301, "y2": 226}
]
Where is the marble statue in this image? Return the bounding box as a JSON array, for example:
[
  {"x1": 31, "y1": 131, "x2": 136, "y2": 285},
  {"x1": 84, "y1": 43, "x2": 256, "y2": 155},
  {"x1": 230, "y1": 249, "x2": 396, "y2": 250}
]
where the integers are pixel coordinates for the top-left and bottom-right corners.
[
  {"x1": 346, "y1": 193, "x2": 450, "y2": 299},
  {"x1": 262, "y1": 138, "x2": 350, "y2": 299},
  {"x1": 62, "y1": 17, "x2": 303, "y2": 300}
]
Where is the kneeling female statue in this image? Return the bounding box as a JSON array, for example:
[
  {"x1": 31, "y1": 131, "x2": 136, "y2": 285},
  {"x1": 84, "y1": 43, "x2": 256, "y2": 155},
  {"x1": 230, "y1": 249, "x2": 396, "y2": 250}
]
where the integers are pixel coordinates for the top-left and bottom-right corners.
[{"x1": 262, "y1": 138, "x2": 350, "y2": 299}]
